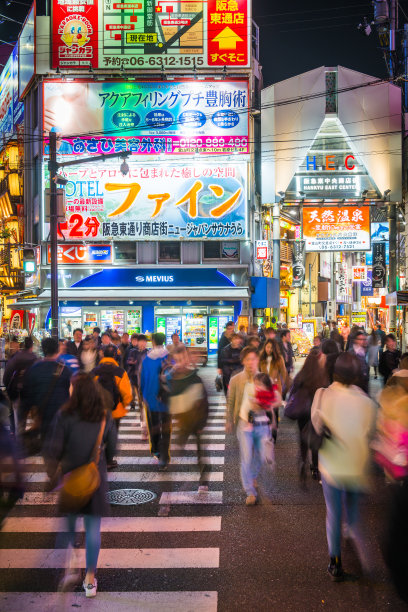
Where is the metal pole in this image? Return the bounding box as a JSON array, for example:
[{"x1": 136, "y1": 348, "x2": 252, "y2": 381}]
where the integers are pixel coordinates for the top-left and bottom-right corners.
[
  {"x1": 272, "y1": 202, "x2": 280, "y2": 321},
  {"x1": 389, "y1": 0, "x2": 397, "y2": 77},
  {"x1": 389, "y1": 201, "x2": 397, "y2": 332},
  {"x1": 49, "y1": 131, "x2": 59, "y2": 341}
]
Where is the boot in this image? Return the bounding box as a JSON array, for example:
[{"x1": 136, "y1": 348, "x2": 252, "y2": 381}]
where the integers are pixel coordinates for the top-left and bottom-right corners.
[{"x1": 328, "y1": 556, "x2": 345, "y2": 582}]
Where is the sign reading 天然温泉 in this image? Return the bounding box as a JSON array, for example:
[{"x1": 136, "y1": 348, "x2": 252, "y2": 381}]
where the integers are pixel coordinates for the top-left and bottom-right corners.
[
  {"x1": 42, "y1": 160, "x2": 247, "y2": 241},
  {"x1": 303, "y1": 206, "x2": 370, "y2": 252},
  {"x1": 43, "y1": 80, "x2": 249, "y2": 155},
  {"x1": 51, "y1": 0, "x2": 250, "y2": 71}
]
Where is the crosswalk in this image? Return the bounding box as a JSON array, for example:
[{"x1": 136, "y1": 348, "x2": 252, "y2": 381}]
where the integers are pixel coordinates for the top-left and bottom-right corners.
[{"x1": 0, "y1": 382, "x2": 226, "y2": 612}]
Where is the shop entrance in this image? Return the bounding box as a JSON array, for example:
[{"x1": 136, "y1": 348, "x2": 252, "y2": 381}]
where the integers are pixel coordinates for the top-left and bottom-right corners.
[{"x1": 59, "y1": 306, "x2": 143, "y2": 338}]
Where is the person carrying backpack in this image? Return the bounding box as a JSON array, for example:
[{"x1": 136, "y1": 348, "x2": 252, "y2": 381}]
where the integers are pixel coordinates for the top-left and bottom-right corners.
[
  {"x1": 92, "y1": 345, "x2": 132, "y2": 469},
  {"x1": 140, "y1": 333, "x2": 170, "y2": 470},
  {"x1": 3, "y1": 336, "x2": 37, "y2": 435}
]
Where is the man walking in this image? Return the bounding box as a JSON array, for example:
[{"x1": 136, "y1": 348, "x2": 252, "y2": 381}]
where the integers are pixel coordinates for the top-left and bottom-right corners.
[
  {"x1": 66, "y1": 328, "x2": 84, "y2": 367},
  {"x1": 219, "y1": 333, "x2": 243, "y2": 394},
  {"x1": 217, "y1": 321, "x2": 235, "y2": 375},
  {"x1": 141, "y1": 333, "x2": 171, "y2": 470},
  {"x1": 349, "y1": 331, "x2": 369, "y2": 393},
  {"x1": 4, "y1": 337, "x2": 37, "y2": 435},
  {"x1": 379, "y1": 334, "x2": 401, "y2": 384}
]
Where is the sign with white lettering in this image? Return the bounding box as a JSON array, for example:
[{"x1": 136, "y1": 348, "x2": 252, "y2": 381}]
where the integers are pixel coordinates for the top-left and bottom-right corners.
[
  {"x1": 303, "y1": 206, "x2": 370, "y2": 252},
  {"x1": 256, "y1": 240, "x2": 268, "y2": 260}
]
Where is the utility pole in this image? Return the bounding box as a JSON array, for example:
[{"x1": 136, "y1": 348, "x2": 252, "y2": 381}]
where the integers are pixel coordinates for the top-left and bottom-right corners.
[
  {"x1": 272, "y1": 201, "x2": 280, "y2": 320},
  {"x1": 389, "y1": 201, "x2": 397, "y2": 331},
  {"x1": 48, "y1": 131, "x2": 58, "y2": 341}
]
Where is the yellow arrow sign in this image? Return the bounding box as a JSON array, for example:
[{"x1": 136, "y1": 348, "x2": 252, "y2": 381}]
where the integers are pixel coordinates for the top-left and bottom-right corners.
[{"x1": 211, "y1": 26, "x2": 243, "y2": 51}]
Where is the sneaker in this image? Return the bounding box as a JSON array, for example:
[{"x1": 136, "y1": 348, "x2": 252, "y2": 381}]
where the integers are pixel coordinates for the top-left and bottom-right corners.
[
  {"x1": 311, "y1": 466, "x2": 321, "y2": 481},
  {"x1": 158, "y1": 462, "x2": 168, "y2": 471},
  {"x1": 327, "y1": 557, "x2": 344, "y2": 582},
  {"x1": 107, "y1": 460, "x2": 118, "y2": 470},
  {"x1": 245, "y1": 494, "x2": 257, "y2": 506},
  {"x1": 198, "y1": 485, "x2": 209, "y2": 493},
  {"x1": 83, "y1": 579, "x2": 97, "y2": 598}
]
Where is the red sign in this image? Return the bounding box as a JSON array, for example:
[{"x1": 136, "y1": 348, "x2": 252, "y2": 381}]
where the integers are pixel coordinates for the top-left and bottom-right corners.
[
  {"x1": 47, "y1": 244, "x2": 112, "y2": 265},
  {"x1": 256, "y1": 240, "x2": 268, "y2": 260},
  {"x1": 9, "y1": 310, "x2": 24, "y2": 330},
  {"x1": 52, "y1": 0, "x2": 98, "y2": 70},
  {"x1": 207, "y1": 0, "x2": 249, "y2": 66},
  {"x1": 28, "y1": 313, "x2": 36, "y2": 333}
]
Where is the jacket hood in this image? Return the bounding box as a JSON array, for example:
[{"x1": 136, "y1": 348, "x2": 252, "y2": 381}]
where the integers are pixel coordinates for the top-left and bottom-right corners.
[
  {"x1": 99, "y1": 356, "x2": 119, "y2": 367},
  {"x1": 148, "y1": 347, "x2": 168, "y2": 360}
]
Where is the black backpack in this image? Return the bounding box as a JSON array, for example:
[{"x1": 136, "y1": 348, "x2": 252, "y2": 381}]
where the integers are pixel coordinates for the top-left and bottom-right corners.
[{"x1": 95, "y1": 364, "x2": 121, "y2": 411}]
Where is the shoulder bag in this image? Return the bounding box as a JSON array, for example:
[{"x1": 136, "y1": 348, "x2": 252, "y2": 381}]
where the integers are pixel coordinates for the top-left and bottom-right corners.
[
  {"x1": 59, "y1": 417, "x2": 106, "y2": 513},
  {"x1": 301, "y1": 388, "x2": 332, "y2": 453}
]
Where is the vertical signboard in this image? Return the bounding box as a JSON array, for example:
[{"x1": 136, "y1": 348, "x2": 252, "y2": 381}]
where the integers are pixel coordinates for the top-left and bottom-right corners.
[
  {"x1": 207, "y1": 0, "x2": 249, "y2": 67},
  {"x1": 18, "y1": 3, "x2": 35, "y2": 97},
  {"x1": 372, "y1": 243, "x2": 387, "y2": 288},
  {"x1": 292, "y1": 241, "x2": 305, "y2": 288},
  {"x1": 52, "y1": 0, "x2": 99, "y2": 69},
  {"x1": 336, "y1": 261, "x2": 348, "y2": 302},
  {"x1": 361, "y1": 270, "x2": 373, "y2": 296}
]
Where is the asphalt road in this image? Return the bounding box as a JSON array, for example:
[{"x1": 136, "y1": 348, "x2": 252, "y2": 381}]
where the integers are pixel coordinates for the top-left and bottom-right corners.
[{"x1": 0, "y1": 363, "x2": 406, "y2": 611}]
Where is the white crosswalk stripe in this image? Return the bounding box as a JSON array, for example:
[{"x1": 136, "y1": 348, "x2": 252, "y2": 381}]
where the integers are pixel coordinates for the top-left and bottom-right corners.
[{"x1": 1, "y1": 379, "x2": 226, "y2": 609}]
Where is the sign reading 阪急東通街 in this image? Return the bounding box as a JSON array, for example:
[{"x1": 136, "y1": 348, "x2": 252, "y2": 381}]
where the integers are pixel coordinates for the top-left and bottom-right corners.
[
  {"x1": 42, "y1": 160, "x2": 247, "y2": 241},
  {"x1": 51, "y1": 0, "x2": 250, "y2": 70},
  {"x1": 302, "y1": 206, "x2": 370, "y2": 252},
  {"x1": 42, "y1": 81, "x2": 249, "y2": 156}
]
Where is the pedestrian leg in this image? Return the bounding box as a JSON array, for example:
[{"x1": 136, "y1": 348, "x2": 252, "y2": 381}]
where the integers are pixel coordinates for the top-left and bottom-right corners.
[
  {"x1": 158, "y1": 411, "x2": 171, "y2": 467},
  {"x1": 83, "y1": 515, "x2": 101, "y2": 585},
  {"x1": 344, "y1": 490, "x2": 372, "y2": 574},
  {"x1": 321, "y1": 478, "x2": 342, "y2": 558},
  {"x1": 145, "y1": 408, "x2": 160, "y2": 457},
  {"x1": 237, "y1": 421, "x2": 256, "y2": 497}
]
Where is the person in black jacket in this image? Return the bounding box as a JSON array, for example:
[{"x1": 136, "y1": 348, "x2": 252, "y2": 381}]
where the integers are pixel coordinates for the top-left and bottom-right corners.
[
  {"x1": 280, "y1": 329, "x2": 294, "y2": 376},
  {"x1": 46, "y1": 373, "x2": 117, "y2": 597},
  {"x1": 217, "y1": 321, "x2": 235, "y2": 373},
  {"x1": 379, "y1": 334, "x2": 402, "y2": 384},
  {"x1": 20, "y1": 338, "x2": 71, "y2": 446},
  {"x1": 220, "y1": 333, "x2": 243, "y2": 394},
  {"x1": 348, "y1": 331, "x2": 369, "y2": 393},
  {"x1": 3, "y1": 336, "x2": 37, "y2": 435},
  {"x1": 66, "y1": 328, "x2": 84, "y2": 367}
]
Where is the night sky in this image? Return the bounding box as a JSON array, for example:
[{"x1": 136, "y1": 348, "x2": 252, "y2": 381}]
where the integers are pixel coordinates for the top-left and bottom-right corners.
[{"x1": 0, "y1": 0, "x2": 396, "y2": 84}]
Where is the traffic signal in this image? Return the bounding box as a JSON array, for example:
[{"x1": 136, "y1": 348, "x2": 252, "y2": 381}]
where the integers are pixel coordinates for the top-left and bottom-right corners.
[{"x1": 23, "y1": 248, "x2": 36, "y2": 273}]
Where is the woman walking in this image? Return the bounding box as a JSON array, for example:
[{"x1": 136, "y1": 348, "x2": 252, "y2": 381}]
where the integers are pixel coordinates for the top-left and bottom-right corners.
[
  {"x1": 47, "y1": 373, "x2": 117, "y2": 597},
  {"x1": 311, "y1": 352, "x2": 376, "y2": 581},
  {"x1": 285, "y1": 348, "x2": 328, "y2": 483},
  {"x1": 367, "y1": 329, "x2": 380, "y2": 379},
  {"x1": 259, "y1": 339, "x2": 287, "y2": 442}
]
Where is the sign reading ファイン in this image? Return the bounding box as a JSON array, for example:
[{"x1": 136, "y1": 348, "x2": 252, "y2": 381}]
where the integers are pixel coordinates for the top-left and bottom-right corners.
[
  {"x1": 52, "y1": 0, "x2": 251, "y2": 70},
  {"x1": 303, "y1": 206, "x2": 370, "y2": 252}
]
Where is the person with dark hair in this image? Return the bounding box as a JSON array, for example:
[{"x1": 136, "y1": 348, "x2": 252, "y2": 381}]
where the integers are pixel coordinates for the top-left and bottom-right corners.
[
  {"x1": 57, "y1": 339, "x2": 80, "y2": 376},
  {"x1": 367, "y1": 329, "x2": 380, "y2": 379},
  {"x1": 259, "y1": 338, "x2": 287, "y2": 442},
  {"x1": 226, "y1": 346, "x2": 280, "y2": 505},
  {"x1": 321, "y1": 339, "x2": 340, "y2": 384},
  {"x1": 349, "y1": 331, "x2": 369, "y2": 393},
  {"x1": 376, "y1": 323, "x2": 386, "y2": 350},
  {"x1": 126, "y1": 334, "x2": 148, "y2": 432},
  {"x1": 66, "y1": 328, "x2": 84, "y2": 366},
  {"x1": 379, "y1": 334, "x2": 402, "y2": 384},
  {"x1": 385, "y1": 352, "x2": 408, "y2": 394},
  {"x1": 311, "y1": 352, "x2": 376, "y2": 581},
  {"x1": 217, "y1": 320, "x2": 235, "y2": 374},
  {"x1": 3, "y1": 336, "x2": 37, "y2": 435},
  {"x1": 285, "y1": 348, "x2": 329, "y2": 483},
  {"x1": 92, "y1": 327, "x2": 101, "y2": 346},
  {"x1": 279, "y1": 329, "x2": 294, "y2": 377},
  {"x1": 92, "y1": 345, "x2": 132, "y2": 469},
  {"x1": 20, "y1": 337, "x2": 71, "y2": 447},
  {"x1": 120, "y1": 332, "x2": 130, "y2": 369},
  {"x1": 141, "y1": 332, "x2": 171, "y2": 470},
  {"x1": 219, "y1": 333, "x2": 243, "y2": 395},
  {"x1": 46, "y1": 373, "x2": 117, "y2": 597},
  {"x1": 329, "y1": 321, "x2": 342, "y2": 348},
  {"x1": 247, "y1": 335, "x2": 261, "y2": 351}
]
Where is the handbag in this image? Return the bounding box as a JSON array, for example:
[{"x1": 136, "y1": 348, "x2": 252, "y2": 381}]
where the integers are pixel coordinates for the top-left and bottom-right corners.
[
  {"x1": 21, "y1": 363, "x2": 64, "y2": 456},
  {"x1": 215, "y1": 374, "x2": 223, "y2": 393},
  {"x1": 59, "y1": 418, "x2": 106, "y2": 513},
  {"x1": 371, "y1": 431, "x2": 408, "y2": 481},
  {"x1": 301, "y1": 388, "x2": 331, "y2": 453},
  {"x1": 284, "y1": 387, "x2": 311, "y2": 420}
]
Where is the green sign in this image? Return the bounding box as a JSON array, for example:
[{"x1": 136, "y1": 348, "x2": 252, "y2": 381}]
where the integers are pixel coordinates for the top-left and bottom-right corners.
[
  {"x1": 209, "y1": 317, "x2": 218, "y2": 349},
  {"x1": 156, "y1": 317, "x2": 166, "y2": 335}
]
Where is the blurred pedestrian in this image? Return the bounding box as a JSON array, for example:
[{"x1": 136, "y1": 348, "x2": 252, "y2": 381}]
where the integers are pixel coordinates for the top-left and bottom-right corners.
[
  {"x1": 0, "y1": 389, "x2": 24, "y2": 528},
  {"x1": 320, "y1": 321, "x2": 330, "y2": 340},
  {"x1": 219, "y1": 333, "x2": 243, "y2": 395},
  {"x1": 247, "y1": 335, "x2": 261, "y2": 351},
  {"x1": 340, "y1": 324, "x2": 350, "y2": 351},
  {"x1": 3, "y1": 336, "x2": 37, "y2": 435},
  {"x1": 285, "y1": 348, "x2": 328, "y2": 483},
  {"x1": 126, "y1": 334, "x2": 148, "y2": 434},
  {"x1": 311, "y1": 352, "x2": 376, "y2": 581},
  {"x1": 120, "y1": 332, "x2": 130, "y2": 369},
  {"x1": 66, "y1": 328, "x2": 84, "y2": 366},
  {"x1": 379, "y1": 334, "x2": 401, "y2": 385},
  {"x1": 217, "y1": 321, "x2": 235, "y2": 377},
  {"x1": 20, "y1": 338, "x2": 71, "y2": 450},
  {"x1": 367, "y1": 329, "x2": 380, "y2": 380},
  {"x1": 321, "y1": 339, "x2": 340, "y2": 384},
  {"x1": 57, "y1": 339, "x2": 80, "y2": 377},
  {"x1": 259, "y1": 338, "x2": 287, "y2": 442},
  {"x1": 46, "y1": 373, "x2": 117, "y2": 597},
  {"x1": 279, "y1": 329, "x2": 294, "y2": 377},
  {"x1": 141, "y1": 333, "x2": 170, "y2": 470},
  {"x1": 330, "y1": 321, "x2": 342, "y2": 348},
  {"x1": 80, "y1": 338, "x2": 98, "y2": 373},
  {"x1": 376, "y1": 323, "x2": 386, "y2": 350},
  {"x1": 92, "y1": 327, "x2": 102, "y2": 346},
  {"x1": 313, "y1": 336, "x2": 322, "y2": 348},
  {"x1": 349, "y1": 331, "x2": 369, "y2": 393}
]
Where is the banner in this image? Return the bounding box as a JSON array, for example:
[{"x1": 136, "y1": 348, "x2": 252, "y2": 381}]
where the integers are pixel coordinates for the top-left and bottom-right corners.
[
  {"x1": 0, "y1": 45, "x2": 24, "y2": 138},
  {"x1": 352, "y1": 266, "x2": 367, "y2": 282},
  {"x1": 52, "y1": 0, "x2": 99, "y2": 70},
  {"x1": 372, "y1": 242, "x2": 387, "y2": 288},
  {"x1": 28, "y1": 313, "x2": 36, "y2": 333},
  {"x1": 43, "y1": 80, "x2": 249, "y2": 156},
  {"x1": 361, "y1": 269, "x2": 373, "y2": 296},
  {"x1": 43, "y1": 160, "x2": 247, "y2": 241},
  {"x1": 336, "y1": 262, "x2": 349, "y2": 302},
  {"x1": 9, "y1": 310, "x2": 24, "y2": 330},
  {"x1": 207, "y1": 0, "x2": 249, "y2": 67},
  {"x1": 303, "y1": 206, "x2": 370, "y2": 252},
  {"x1": 47, "y1": 244, "x2": 112, "y2": 264},
  {"x1": 292, "y1": 241, "x2": 305, "y2": 287}
]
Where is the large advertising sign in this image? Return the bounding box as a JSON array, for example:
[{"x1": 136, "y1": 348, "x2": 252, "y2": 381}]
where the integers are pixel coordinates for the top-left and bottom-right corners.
[
  {"x1": 0, "y1": 45, "x2": 24, "y2": 137},
  {"x1": 303, "y1": 206, "x2": 370, "y2": 252},
  {"x1": 18, "y1": 4, "x2": 35, "y2": 97},
  {"x1": 47, "y1": 244, "x2": 112, "y2": 264},
  {"x1": 291, "y1": 241, "x2": 305, "y2": 287},
  {"x1": 52, "y1": 0, "x2": 250, "y2": 71},
  {"x1": 336, "y1": 261, "x2": 349, "y2": 302},
  {"x1": 372, "y1": 243, "x2": 387, "y2": 288},
  {"x1": 43, "y1": 80, "x2": 249, "y2": 155},
  {"x1": 43, "y1": 160, "x2": 247, "y2": 241}
]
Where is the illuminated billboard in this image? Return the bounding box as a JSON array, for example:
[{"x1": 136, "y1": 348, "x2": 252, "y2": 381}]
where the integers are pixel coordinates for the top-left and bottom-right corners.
[
  {"x1": 43, "y1": 80, "x2": 249, "y2": 155},
  {"x1": 303, "y1": 206, "x2": 370, "y2": 252}
]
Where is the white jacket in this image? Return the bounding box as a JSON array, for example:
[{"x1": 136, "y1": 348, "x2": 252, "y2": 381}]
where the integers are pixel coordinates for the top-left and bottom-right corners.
[{"x1": 311, "y1": 382, "x2": 376, "y2": 489}]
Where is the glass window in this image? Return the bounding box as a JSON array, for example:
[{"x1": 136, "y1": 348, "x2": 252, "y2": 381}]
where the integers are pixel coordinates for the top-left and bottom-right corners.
[
  {"x1": 159, "y1": 241, "x2": 180, "y2": 261},
  {"x1": 114, "y1": 242, "x2": 136, "y2": 262},
  {"x1": 222, "y1": 242, "x2": 239, "y2": 259},
  {"x1": 203, "y1": 241, "x2": 221, "y2": 259}
]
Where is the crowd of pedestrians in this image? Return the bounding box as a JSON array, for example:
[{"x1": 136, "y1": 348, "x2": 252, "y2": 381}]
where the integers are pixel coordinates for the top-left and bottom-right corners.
[{"x1": 1, "y1": 317, "x2": 408, "y2": 603}]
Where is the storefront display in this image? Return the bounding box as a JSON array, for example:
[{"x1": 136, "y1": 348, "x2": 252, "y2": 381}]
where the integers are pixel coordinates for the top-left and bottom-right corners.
[
  {"x1": 183, "y1": 310, "x2": 207, "y2": 348},
  {"x1": 83, "y1": 310, "x2": 98, "y2": 335},
  {"x1": 127, "y1": 309, "x2": 142, "y2": 336},
  {"x1": 290, "y1": 328, "x2": 312, "y2": 355},
  {"x1": 60, "y1": 306, "x2": 82, "y2": 337},
  {"x1": 301, "y1": 320, "x2": 316, "y2": 345},
  {"x1": 165, "y1": 317, "x2": 182, "y2": 345}
]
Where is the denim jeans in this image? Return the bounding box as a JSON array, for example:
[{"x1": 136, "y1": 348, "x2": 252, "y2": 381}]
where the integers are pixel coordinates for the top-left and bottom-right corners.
[
  {"x1": 321, "y1": 478, "x2": 362, "y2": 558},
  {"x1": 237, "y1": 420, "x2": 270, "y2": 496},
  {"x1": 66, "y1": 514, "x2": 101, "y2": 573}
]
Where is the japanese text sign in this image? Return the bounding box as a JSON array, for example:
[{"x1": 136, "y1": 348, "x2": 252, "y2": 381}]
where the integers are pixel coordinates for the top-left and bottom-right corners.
[
  {"x1": 52, "y1": 0, "x2": 251, "y2": 70},
  {"x1": 352, "y1": 266, "x2": 367, "y2": 282},
  {"x1": 43, "y1": 160, "x2": 247, "y2": 241},
  {"x1": 47, "y1": 244, "x2": 112, "y2": 264},
  {"x1": 207, "y1": 0, "x2": 249, "y2": 66},
  {"x1": 256, "y1": 240, "x2": 268, "y2": 260},
  {"x1": 43, "y1": 80, "x2": 249, "y2": 156},
  {"x1": 303, "y1": 206, "x2": 370, "y2": 252},
  {"x1": 292, "y1": 241, "x2": 305, "y2": 288},
  {"x1": 336, "y1": 262, "x2": 349, "y2": 302},
  {"x1": 361, "y1": 270, "x2": 373, "y2": 296},
  {"x1": 372, "y1": 243, "x2": 387, "y2": 288}
]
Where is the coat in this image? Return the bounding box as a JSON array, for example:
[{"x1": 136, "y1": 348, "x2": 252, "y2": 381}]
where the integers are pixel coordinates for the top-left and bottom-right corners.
[
  {"x1": 379, "y1": 349, "x2": 402, "y2": 384},
  {"x1": 140, "y1": 347, "x2": 169, "y2": 412},
  {"x1": 259, "y1": 355, "x2": 287, "y2": 394},
  {"x1": 46, "y1": 410, "x2": 117, "y2": 516},
  {"x1": 3, "y1": 350, "x2": 37, "y2": 400},
  {"x1": 220, "y1": 344, "x2": 242, "y2": 385},
  {"x1": 92, "y1": 357, "x2": 133, "y2": 419},
  {"x1": 226, "y1": 368, "x2": 256, "y2": 426},
  {"x1": 217, "y1": 332, "x2": 232, "y2": 369}
]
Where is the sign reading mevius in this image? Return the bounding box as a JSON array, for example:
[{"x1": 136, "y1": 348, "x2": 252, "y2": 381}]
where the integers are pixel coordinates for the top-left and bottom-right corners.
[{"x1": 51, "y1": 0, "x2": 251, "y2": 70}]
